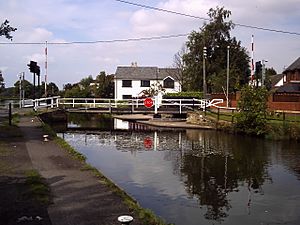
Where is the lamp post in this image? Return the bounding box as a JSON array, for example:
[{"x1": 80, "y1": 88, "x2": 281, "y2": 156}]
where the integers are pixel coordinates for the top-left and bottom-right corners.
[
  {"x1": 203, "y1": 46, "x2": 207, "y2": 99},
  {"x1": 262, "y1": 59, "x2": 268, "y2": 87},
  {"x1": 19, "y1": 73, "x2": 22, "y2": 108},
  {"x1": 226, "y1": 46, "x2": 230, "y2": 108}
]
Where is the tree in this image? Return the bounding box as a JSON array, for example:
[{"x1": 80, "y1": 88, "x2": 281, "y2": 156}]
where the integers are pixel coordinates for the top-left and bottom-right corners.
[
  {"x1": 14, "y1": 79, "x2": 34, "y2": 99},
  {"x1": 172, "y1": 45, "x2": 188, "y2": 91},
  {"x1": 0, "y1": 71, "x2": 4, "y2": 93},
  {"x1": 183, "y1": 7, "x2": 250, "y2": 93},
  {"x1": 80, "y1": 75, "x2": 94, "y2": 89},
  {"x1": 139, "y1": 82, "x2": 165, "y2": 97},
  {"x1": 235, "y1": 86, "x2": 269, "y2": 136},
  {"x1": 41, "y1": 82, "x2": 59, "y2": 96},
  {"x1": 0, "y1": 20, "x2": 17, "y2": 40},
  {"x1": 93, "y1": 71, "x2": 114, "y2": 98},
  {"x1": 265, "y1": 67, "x2": 277, "y2": 90}
]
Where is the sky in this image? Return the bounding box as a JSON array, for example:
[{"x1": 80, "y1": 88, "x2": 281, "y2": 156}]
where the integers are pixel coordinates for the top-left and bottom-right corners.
[{"x1": 0, "y1": 0, "x2": 299, "y2": 89}]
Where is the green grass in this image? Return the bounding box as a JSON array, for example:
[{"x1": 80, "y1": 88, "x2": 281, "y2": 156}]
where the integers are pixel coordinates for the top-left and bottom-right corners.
[{"x1": 24, "y1": 170, "x2": 51, "y2": 204}]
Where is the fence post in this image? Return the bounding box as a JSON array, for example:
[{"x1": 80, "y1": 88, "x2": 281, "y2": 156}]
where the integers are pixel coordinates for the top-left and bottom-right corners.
[
  {"x1": 283, "y1": 111, "x2": 286, "y2": 123},
  {"x1": 179, "y1": 99, "x2": 182, "y2": 114},
  {"x1": 217, "y1": 108, "x2": 220, "y2": 121},
  {"x1": 109, "y1": 99, "x2": 112, "y2": 113},
  {"x1": 8, "y1": 103, "x2": 12, "y2": 126},
  {"x1": 131, "y1": 100, "x2": 134, "y2": 113},
  {"x1": 72, "y1": 99, "x2": 75, "y2": 108},
  {"x1": 231, "y1": 109, "x2": 234, "y2": 123}
]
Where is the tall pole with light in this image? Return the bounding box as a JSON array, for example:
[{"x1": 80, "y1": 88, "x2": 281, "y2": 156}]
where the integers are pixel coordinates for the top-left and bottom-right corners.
[
  {"x1": 262, "y1": 59, "x2": 268, "y2": 87},
  {"x1": 226, "y1": 46, "x2": 230, "y2": 108},
  {"x1": 19, "y1": 73, "x2": 22, "y2": 108},
  {"x1": 203, "y1": 46, "x2": 207, "y2": 99}
]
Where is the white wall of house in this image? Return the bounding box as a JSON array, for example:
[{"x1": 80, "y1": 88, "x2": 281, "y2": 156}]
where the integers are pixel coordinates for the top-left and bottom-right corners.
[
  {"x1": 114, "y1": 78, "x2": 181, "y2": 100},
  {"x1": 274, "y1": 78, "x2": 284, "y2": 87}
]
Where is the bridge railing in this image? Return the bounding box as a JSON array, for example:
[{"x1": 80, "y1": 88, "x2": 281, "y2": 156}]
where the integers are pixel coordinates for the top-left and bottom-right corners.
[{"x1": 24, "y1": 97, "x2": 224, "y2": 113}]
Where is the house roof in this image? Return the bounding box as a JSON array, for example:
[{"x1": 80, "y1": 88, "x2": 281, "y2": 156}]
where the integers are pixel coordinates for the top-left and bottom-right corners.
[
  {"x1": 270, "y1": 74, "x2": 283, "y2": 87},
  {"x1": 276, "y1": 82, "x2": 300, "y2": 93},
  {"x1": 283, "y1": 57, "x2": 300, "y2": 74},
  {"x1": 115, "y1": 66, "x2": 179, "y2": 80}
]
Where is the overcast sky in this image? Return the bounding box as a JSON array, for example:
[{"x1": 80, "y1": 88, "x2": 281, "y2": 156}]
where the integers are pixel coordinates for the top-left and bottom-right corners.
[{"x1": 0, "y1": 0, "x2": 299, "y2": 88}]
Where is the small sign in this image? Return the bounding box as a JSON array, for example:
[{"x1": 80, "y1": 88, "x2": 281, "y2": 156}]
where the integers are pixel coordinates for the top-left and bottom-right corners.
[
  {"x1": 144, "y1": 98, "x2": 153, "y2": 108},
  {"x1": 143, "y1": 137, "x2": 153, "y2": 149}
]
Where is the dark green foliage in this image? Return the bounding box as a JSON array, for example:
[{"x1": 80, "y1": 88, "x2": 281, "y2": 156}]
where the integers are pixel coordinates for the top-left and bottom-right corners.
[
  {"x1": 93, "y1": 72, "x2": 114, "y2": 98},
  {"x1": 183, "y1": 7, "x2": 250, "y2": 92},
  {"x1": 235, "y1": 86, "x2": 268, "y2": 136},
  {"x1": 165, "y1": 91, "x2": 203, "y2": 99},
  {"x1": 0, "y1": 20, "x2": 17, "y2": 40}
]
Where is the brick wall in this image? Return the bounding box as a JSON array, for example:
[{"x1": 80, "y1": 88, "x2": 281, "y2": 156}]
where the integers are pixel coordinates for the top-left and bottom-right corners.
[{"x1": 211, "y1": 92, "x2": 300, "y2": 111}]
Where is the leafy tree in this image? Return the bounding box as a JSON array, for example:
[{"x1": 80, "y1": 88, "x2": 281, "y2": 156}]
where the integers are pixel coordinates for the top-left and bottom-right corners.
[
  {"x1": 183, "y1": 7, "x2": 250, "y2": 93},
  {"x1": 139, "y1": 82, "x2": 165, "y2": 98},
  {"x1": 80, "y1": 75, "x2": 93, "y2": 89},
  {"x1": 64, "y1": 85, "x2": 91, "y2": 98},
  {"x1": 93, "y1": 71, "x2": 114, "y2": 98},
  {"x1": 235, "y1": 86, "x2": 268, "y2": 136},
  {"x1": 41, "y1": 82, "x2": 59, "y2": 96},
  {"x1": 0, "y1": 20, "x2": 17, "y2": 40},
  {"x1": 63, "y1": 83, "x2": 73, "y2": 91},
  {"x1": 264, "y1": 67, "x2": 277, "y2": 90},
  {"x1": 14, "y1": 79, "x2": 34, "y2": 99}
]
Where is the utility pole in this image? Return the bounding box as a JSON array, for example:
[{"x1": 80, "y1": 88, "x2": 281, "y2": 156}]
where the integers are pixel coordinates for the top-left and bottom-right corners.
[
  {"x1": 203, "y1": 46, "x2": 207, "y2": 99},
  {"x1": 262, "y1": 59, "x2": 268, "y2": 87},
  {"x1": 19, "y1": 73, "x2": 22, "y2": 108},
  {"x1": 226, "y1": 46, "x2": 230, "y2": 108}
]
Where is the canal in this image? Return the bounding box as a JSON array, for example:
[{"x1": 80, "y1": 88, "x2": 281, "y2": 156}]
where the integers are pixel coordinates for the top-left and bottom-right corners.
[{"x1": 56, "y1": 114, "x2": 300, "y2": 225}]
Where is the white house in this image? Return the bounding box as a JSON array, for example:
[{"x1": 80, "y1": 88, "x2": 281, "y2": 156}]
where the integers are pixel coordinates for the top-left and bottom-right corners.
[{"x1": 114, "y1": 65, "x2": 181, "y2": 100}]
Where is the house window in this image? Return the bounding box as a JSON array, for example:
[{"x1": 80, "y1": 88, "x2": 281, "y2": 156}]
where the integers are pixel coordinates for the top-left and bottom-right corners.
[
  {"x1": 122, "y1": 95, "x2": 132, "y2": 99},
  {"x1": 141, "y1": 80, "x2": 150, "y2": 87},
  {"x1": 122, "y1": 80, "x2": 132, "y2": 87},
  {"x1": 163, "y1": 77, "x2": 174, "y2": 88}
]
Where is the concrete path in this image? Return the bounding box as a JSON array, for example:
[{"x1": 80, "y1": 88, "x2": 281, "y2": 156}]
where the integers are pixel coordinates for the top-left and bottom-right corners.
[{"x1": 18, "y1": 116, "x2": 142, "y2": 225}]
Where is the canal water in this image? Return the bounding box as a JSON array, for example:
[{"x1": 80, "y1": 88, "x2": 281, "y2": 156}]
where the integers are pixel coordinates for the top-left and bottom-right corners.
[{"x1": 57, "y1": 114, "x2": 300, "y2": 225}]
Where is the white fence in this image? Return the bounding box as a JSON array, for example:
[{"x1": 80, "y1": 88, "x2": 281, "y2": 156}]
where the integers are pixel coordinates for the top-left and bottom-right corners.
[{"x1": 24, "y1": 96, "x2": 224, "y2": 113}]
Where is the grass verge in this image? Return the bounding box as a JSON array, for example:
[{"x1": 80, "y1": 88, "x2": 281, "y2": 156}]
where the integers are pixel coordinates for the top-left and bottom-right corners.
[{"x1": 24, "y1": 170, "x2": 51, "y2": 204}]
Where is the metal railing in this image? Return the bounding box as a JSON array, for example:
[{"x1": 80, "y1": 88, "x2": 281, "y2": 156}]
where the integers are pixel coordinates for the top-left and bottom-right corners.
[{"x1": 23, "y1": 96, "x2": 224, "y2": 113}]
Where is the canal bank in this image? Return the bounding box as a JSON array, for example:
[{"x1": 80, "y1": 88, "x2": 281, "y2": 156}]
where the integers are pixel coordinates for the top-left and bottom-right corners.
[{"x1": 0, "y1": 114, "x2": 167, "y2": 225}]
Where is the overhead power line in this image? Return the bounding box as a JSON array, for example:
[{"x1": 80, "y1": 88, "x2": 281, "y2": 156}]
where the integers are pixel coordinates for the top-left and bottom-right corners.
[
  {"x1": 0, "y1": 33, "x2": 188, "y2": 45},
  {"x1": 114, "y1": 0, "x2": 300, "y2": 36}
]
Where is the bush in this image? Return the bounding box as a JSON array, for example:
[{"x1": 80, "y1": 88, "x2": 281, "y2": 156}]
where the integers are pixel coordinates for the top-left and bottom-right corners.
[
  {"x1": 235, "y1": 86, "x2": 268, "y2": 136},
  {"x1": 164, "y1": 91, "x2": 203, "y2": 99}
]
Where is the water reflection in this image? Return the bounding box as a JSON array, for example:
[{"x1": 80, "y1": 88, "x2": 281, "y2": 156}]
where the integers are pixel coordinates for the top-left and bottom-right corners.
[{"x1": 59, "y1": 128, "x2": 300, "y2": 225}]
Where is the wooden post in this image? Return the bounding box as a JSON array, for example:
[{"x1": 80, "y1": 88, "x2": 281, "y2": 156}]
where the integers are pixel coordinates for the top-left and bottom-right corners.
[
  {"x1": 109, "y1": 99, "x2": 112, "y2": 113},
  {"x1": 283, "y1": 111, "x2": 286, "y2": 123},
  {"x1": 231, "y1": 109, "x2": 234, "y2": 123},
  {"x1": 217, "y1": 108, "x2": 220, "y2": 121},
  {"x1": 131, "y1": 100, "x2": 134, "y2": 114},
  {"x1": 179, "y1": 99, "x2": 182, "y2": 114}
]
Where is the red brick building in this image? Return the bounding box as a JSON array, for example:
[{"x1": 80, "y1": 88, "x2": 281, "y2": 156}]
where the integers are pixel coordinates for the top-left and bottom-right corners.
[
  {"x1": 271, "y1": 57, "x2": 300, "y2": 111},
  {"x1": 211, "y1": 57, "x2": 300, "y2": 111}
]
